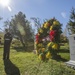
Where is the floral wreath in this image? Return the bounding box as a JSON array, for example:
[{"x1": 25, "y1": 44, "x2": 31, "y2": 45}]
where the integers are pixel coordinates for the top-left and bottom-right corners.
[{"x1": 35, "y1": 18, "x2": 62, "y2": 61}]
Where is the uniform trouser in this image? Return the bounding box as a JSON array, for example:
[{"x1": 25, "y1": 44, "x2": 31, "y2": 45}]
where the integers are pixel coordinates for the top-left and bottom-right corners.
[{"x1": 3, "y1": 41, "x2": 10, "y2": 59}]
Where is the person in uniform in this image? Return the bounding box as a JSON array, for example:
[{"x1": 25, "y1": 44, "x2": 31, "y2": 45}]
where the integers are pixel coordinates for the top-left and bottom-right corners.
[
  {"x1": 0, "y1": 37, "x2": 1, "y2": 45},
  {"x1": 3, "y1": 29, "x2": 12, "y2": 60}
]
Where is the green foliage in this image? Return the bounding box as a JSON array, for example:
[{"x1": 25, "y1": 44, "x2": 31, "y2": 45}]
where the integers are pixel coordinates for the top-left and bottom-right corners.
[
  {"x1": 0, "y1": 44, "x2": 75, "y2": 75},
  {"x1": 70, "y1": 8, "x2": 75, "y2": 20},
  {"x1": 0, "y1": 32, "x2": 4, "y2": 45},
  {"x1": 11, "y1": 39, "x2": 22, "y2": 47},
  {"x1": 35, "y1": 18, "x2": 62, "y2": 61},
  {"x1": 67, "y1": 7, "x2": 75, "y2": 34},
  {"x1": 60, "y1": 34, "x2": 68, "y2": 43},
  {"x1": 4, "y1": 11, "x2": 34, "y2": 47},
  {"x1": 31, "y1": 17, "x2": 42, "y2": 30},
  {"x1": 11, "y1": 39, "x2": 34, "y2": 52},
  {"x1": 0, "y1": 17, "x2": 2, "y2": 20}
]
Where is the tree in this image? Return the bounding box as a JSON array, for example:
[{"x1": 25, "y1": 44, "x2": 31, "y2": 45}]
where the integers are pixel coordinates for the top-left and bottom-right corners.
[
  {"x1": 0, "y1": 17, "x2": 3, "y2": 31},
  {"x1": 30, "y1": 17, "x2": 42, "y2": 30},
  {"x1": 4, "y1": 12, "x2": 34, "y2": 47},
  {"x1": 67, "y1": 7, "x2": 75, "y2": 34},
  {"x1": 30, "y1": 17, "x2": 49, "y2": 36},
  {"x1": 60, "y1": 34, "x2": 68, "y2": 43},
  {"x1": 0, "y1": 17, "x2": 2, "y2": 20}
]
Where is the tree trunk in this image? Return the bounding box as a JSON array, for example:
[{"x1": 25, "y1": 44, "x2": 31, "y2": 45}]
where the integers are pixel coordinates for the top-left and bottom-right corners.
[{"x1": 19, "y1": 33, "x2": 26, "y2": 48}]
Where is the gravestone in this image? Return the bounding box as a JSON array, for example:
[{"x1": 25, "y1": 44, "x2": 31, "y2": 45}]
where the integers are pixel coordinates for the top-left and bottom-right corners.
[{"x1": 66, "y1": 34, "x2": 75, "y2": 68}]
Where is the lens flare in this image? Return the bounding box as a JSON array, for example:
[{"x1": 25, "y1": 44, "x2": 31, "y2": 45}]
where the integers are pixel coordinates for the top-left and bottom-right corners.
[
  {"x1": 7, "y1": 6, "x2": 12, "y2": 12},
  {"x1": 0, "y1": 0, "x2": 10, "y2": 7}
]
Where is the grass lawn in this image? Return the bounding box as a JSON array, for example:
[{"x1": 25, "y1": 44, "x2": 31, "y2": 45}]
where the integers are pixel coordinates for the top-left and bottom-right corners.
[{"x1": 0, "y1": 44, "x2": 75, "y2": 75}]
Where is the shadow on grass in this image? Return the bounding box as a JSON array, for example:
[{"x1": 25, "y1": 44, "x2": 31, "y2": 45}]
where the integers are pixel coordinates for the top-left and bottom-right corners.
[
  {"x1": 54, "y1": 49, "x2": 70, "y2": 62},
  {"x1": 12, "y1": 46, "x2": 26, "y2": 52},
  {"x1": 0, "y1": 46, "x2": 3, "y2": 48},
  {"x1": 12, "y1": 45, "x2": 34, "y2": 52},
  {"x1": 58, "y1": 49, "x2": 70, "y2": 53},
  {"x1": 3, "y1": 59, "x2": 20, "y2": 75},
  {"x1": 52, "y1": 55, "x2": 68, "y2": 62}
]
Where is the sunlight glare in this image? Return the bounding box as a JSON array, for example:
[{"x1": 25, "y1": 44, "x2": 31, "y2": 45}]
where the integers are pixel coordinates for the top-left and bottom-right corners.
[
  {"x1": 0, "y1": 0, "x2": 10, "y2": 7},
  {"x1": 8, "y1": 6, "x2": 12, "y2": 12}
]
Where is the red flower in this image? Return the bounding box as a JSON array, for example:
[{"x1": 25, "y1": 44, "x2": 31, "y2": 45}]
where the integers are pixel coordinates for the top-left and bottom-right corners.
[
  {"x1": 49, "y1": 30, "x2": 56, "y2": 36},
  {"x1": 36, "y1": 34, "x2": 39, "y2": 41},
  {"x1": 36, "y1": 34, "x2": 42, "y2": 43},
  {"x1": 36, "y1": 34, "x2": 39, "y2": 39},
  {"x1": 49, "y1": 30, "x2": 57, "y2": 41}
]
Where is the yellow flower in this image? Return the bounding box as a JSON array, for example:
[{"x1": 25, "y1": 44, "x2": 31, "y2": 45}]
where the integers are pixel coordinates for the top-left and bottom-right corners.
[
  {"x1": 39, "y1": 54, "x2": 42, "y2": 59},
  {"x1": 46, "y1": 52, "x2": 51, "y2": 59},
  {"x1": 53, "y1": 21, "x2": 60, "y2": 25},
  {"x1": 43, "y1": 22, "x2": 49, "y2": 28},
  {"x1": 38, "y1": 53, "x2": 44, "y2": 60},
  {"x1": 42, "y1": 48, "x2": 45, "y2": 52},
  {"x1": 52, "y1": 43, "x2": 58, "y2": 50},
  {"x1": 50, "y1": 26, "x2": 53, "y2": 30},
  {"x1": 36, "y1": 50, "x2": 38, "y2": 54},
  {"x1": 47, "y1": 42, "x2": 52, "y2": 47},
  {"x1": 44, "y1": 25, "x2": 47, "y2": 28},
  {"x1": 39, "y1": 29, "x2": 43, "y2": 33},
  {"x1": 38, "y1": 43, "x2": 43, "y2": 47}
]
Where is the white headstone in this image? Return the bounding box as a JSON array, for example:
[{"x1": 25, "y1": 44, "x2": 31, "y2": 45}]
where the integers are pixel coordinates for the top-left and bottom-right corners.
[
  {"x1": 66, "y1": 34, "x2": 75, "y2": 68},
  {"x1": 69, "y1": 34, "x2": 75, "y2": 60}
]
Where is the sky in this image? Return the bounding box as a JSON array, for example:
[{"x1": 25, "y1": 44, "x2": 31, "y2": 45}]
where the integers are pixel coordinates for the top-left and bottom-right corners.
[{"x1": 0, "y1": 0, "x2": 75, "y2": 32}]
